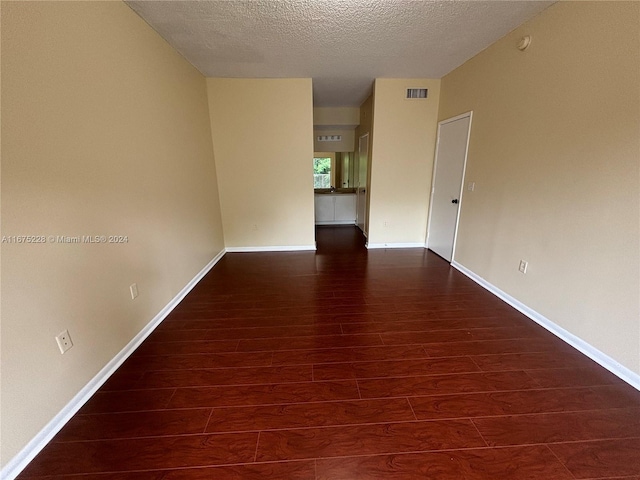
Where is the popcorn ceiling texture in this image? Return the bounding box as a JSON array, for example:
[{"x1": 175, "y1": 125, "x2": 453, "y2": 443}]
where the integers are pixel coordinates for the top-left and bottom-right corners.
[{"x1": 125, "y1": 0, "x2": 552, "y2": 106}]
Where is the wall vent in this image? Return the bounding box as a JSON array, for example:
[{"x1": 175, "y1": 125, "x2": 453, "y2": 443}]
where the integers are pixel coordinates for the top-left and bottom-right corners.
[
  {"x1": 317, "y1": 135, "x2": 342, "y2": 142},
  {"x1": 406, "y1": 88, "x2": 428, "y2": 99}
]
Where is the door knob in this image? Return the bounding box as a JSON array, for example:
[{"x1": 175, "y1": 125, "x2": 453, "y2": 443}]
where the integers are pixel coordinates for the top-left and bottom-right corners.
[{"x1": 451, "y1": 199, "x2": 459, "y2": 204}]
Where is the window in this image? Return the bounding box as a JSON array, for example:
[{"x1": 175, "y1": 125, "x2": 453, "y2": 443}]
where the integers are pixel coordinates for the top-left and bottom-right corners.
[{"x1": 313, "y1": 157, "x2": 331, "y2": 188}]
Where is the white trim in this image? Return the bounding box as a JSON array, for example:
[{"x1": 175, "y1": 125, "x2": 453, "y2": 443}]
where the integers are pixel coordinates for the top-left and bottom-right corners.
[
  {"x1": 425, "y1": 126, "x2": 440, "y2": 248},
  {"x1": 449, "y1": 112, "x2": 472, "y2": 264},
  {"x1": 439, "y1": 111, "x2": 474, "y2": 126},
  {"x1": 356, "y1": 132, "x2": 370, "y2": 236},
  {"x1": 425, "y1": 111, "x2": 473, "y2": 263},
  {"x1": 225, "y1": 245, "x2": 316, "y2": 253},
  {"x1": 366, "y1": 242, "x2": 425, "y2": 249},
  {"x1": 451, "y1": 260, "x2": 640, "y2": 391},
  {"x1": 1, "y1": 249, "x2": 227, "y2": 480}
]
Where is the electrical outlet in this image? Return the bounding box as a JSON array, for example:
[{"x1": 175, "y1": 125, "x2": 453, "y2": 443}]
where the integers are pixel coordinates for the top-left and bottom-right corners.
[
  {"x1": 130, "y1": 283, "x2": 138, "y2": 299},
  {"x1": 518, "y1": 260, "x2": 528, "y2": 274},
  {"x1": 467, "y1": 182, "x2": 475, "y2": 191},
  {"x1": 55, "y1": 330, "x2": 73, "y2": 354}
]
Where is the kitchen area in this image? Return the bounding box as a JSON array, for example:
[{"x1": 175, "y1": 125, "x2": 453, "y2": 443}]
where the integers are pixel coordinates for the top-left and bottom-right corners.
[
  {"x1": 313, "y1": 151, "x2": 357, "y2": 225},
  {"x1": 312, "y1": 107, "x2": 361, "y2": 227}
]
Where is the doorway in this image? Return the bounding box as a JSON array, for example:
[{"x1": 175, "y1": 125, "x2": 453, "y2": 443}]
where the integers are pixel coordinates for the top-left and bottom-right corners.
[{"x1": 426, "y1": 112, "x2": 472, "y2": 262}]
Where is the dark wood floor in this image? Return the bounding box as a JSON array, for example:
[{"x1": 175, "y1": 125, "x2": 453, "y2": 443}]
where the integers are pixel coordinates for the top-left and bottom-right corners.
[{"x1": 18, "y1": 226, "x2": 640, "y2": 479}]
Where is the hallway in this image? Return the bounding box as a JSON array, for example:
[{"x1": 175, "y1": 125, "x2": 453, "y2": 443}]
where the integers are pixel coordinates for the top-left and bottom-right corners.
[{"x1": 18, "y1": 227, "x2": 640, "y2": 479}]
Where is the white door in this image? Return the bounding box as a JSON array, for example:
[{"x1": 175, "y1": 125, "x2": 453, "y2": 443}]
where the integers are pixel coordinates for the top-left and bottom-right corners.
[
  {"x1": 427, "y1": 113, "x2": 472, "y2": 262},
  {"x1": 356, "y1": 133, "x2": 369, "y2": 234}
]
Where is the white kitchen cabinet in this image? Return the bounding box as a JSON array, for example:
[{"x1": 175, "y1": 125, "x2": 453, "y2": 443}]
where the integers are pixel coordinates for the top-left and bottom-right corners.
[
  {"x1": 334, "y1": 194, "x2": 357, "y2": 222},
  {"x1": 314, "y1": 194, "x2": 335, "y2": 223},
  {"x1": 314, "y1": 194, "x2": 356, "y2": 225}
]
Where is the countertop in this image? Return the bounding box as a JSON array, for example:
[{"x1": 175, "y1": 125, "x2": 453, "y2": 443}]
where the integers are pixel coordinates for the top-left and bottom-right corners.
[{"x1": 314, "y1": 188, "x2": 357, "y2": 194}]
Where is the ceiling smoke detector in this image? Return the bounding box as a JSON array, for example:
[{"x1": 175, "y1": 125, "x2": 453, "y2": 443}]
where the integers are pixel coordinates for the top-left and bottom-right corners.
[{"x1": 517, "y1": 35, "x2": 532, "y2": 51}]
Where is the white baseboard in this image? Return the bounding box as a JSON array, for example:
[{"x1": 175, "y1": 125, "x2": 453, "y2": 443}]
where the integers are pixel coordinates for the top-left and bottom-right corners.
[
  {"x1": 366, "y1": 242, "x2": 425, "y2": 249},
  {"x1": 315, "y1": 221, "x2": 356, "y2": 226},
  {"x1": 1, "y1": 249, "x2": 227, "y2": 480},
  {"x1": 451, "y1": 260, "x2": 640, "y2": 391},
  {"x1": 225, "y1": 245, "x2": 316, "y2": 252}
]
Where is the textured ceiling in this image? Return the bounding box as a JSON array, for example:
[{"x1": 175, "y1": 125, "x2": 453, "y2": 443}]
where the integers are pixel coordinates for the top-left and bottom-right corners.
[{"x1": 126, "y1": 0, "x2": 553, "y2": 107}]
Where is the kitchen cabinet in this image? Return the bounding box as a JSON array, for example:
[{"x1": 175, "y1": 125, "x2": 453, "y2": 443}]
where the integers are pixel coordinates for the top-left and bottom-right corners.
[{"x1": 314, "y1": 193, "x2": 356, "y2": 225}]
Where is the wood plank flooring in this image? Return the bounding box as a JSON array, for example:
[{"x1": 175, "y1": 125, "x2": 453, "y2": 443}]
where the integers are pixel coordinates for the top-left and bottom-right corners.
[{"x1": 18, "y1": 226, "x2": 640, "y2": 479}]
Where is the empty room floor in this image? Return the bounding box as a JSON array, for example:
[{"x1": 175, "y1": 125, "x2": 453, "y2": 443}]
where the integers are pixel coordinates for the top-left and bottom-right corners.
[{"x1": 17, "y1": 226, "x2": 640, "y2": 479}]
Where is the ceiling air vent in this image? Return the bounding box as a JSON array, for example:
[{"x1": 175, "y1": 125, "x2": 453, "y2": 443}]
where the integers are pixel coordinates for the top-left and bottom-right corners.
[
  {"x1": 317, "y1": 135, "x2": 342, "y2": 142},
  {"x1": 406, "y1": 88, "x2": 428, "y2": 99}
]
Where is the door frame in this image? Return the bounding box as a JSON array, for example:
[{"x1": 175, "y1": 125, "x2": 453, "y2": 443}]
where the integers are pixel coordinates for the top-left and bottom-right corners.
[
  {"x1": 425, "y1": 111, "x2": 473, "y2": 263},
  {"x1": 356, "y1": 132, "x2": 370, "y2": 236}
]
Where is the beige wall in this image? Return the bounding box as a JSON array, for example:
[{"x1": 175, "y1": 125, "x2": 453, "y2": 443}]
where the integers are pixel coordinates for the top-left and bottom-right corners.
[
  {"x1": 207, "y1": 78, "x2": 315, "y2": 249},
  {"x1": 313, "y1": 107, "x2": 359, "y2": 153},
  {"x1": 1, "y1": 1, "x2": 225, "y2": 465},
  {"x1": 355, "y1": 94, "x2": 374, "y2": 143},
  {"x1": 439, "y1": 2, "x2": 640, "y2": 374},
  {"x1": 313, "y1": 129, "x2": 355, "y2": 153},
  {"x1": 368, "y1": 79, "x2": 441, "y2": 245},
  {"x1": 313, "y1": 107, "x2": 360, "y2": 127}
]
